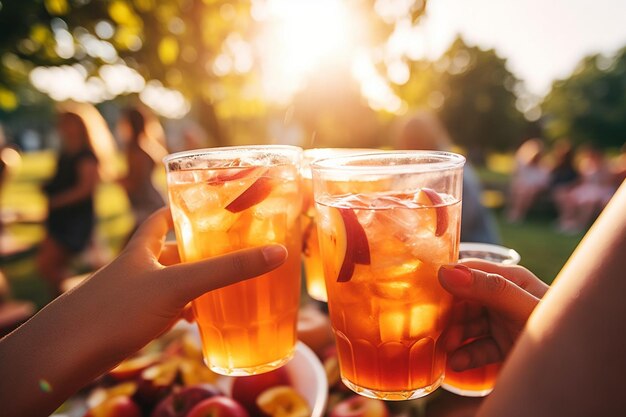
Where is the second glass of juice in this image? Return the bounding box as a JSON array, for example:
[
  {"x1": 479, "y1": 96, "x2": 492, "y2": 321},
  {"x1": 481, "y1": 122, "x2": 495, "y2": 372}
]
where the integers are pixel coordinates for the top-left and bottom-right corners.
[
  {"x1": 311, "y1": 151, "x2": 465, "y2": 400},
  {"x1": 301, "y1": 148, "x2": 379, "y2": 302},
  {"x1": 442, "y1": 242, "x2": 521, "y2": 397},
  {"x1": 165, "y1": 146, "x2": 302, "y2": 376}
]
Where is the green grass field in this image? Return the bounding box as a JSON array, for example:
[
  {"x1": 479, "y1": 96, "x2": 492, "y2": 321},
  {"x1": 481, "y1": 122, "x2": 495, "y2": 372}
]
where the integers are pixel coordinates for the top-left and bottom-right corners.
[{"x1": 1, "y1": 151, "x2": 584, "y2": 308}]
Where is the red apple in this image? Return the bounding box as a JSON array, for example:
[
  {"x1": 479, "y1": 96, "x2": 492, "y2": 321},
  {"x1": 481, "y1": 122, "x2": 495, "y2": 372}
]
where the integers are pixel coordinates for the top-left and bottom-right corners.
[
  {"x1": 414, "y1": 188, "x2": 448, "y2": 237},
  {"x1": 225, "y1": 176, "x2": 274, "y2": 213},
  {"x1": 187, "y1": 396, "x2": 250, "y2": 417},
  {"x1": 329, "y1": 395, "x2": 389, "y2": 417},
  {"x1": 151, "y1": 384, "x2": 221, "y2": 417},
  {"x1": 327, "y1": 207, "x2": 371, "y2": 283},
  {"x1": 256, "y1": 386, "x2": 310, "y2": 417},
  {"x1": 83, "y1": 395, "x2": 142, "y2": 417},
  {"x1": 231, "y1": 367, "x2": 291, "y2": 417},
  {"x1": 109, "y1": 353, "x2": 160, "y2": 381}
]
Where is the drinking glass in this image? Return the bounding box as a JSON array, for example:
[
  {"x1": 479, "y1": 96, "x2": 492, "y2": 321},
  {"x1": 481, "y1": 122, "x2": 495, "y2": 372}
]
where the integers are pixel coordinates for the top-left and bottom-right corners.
[
  {"x1": 442, "y1": 242, "x2": 521, "y2": 397},
  {"x1": 311, "y1": 151, "x2": 465, "y2": 400},
  {"x1": 301, "y1": 148, "x2": 380, "y2": 302},
  {"x1": 165, "y1": 145, "x2": 302, "y2": 375}
]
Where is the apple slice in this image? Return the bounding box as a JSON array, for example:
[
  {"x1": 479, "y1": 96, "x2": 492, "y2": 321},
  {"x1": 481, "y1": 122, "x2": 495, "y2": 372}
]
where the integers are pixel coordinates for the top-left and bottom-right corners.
[
  {"x1": 414, "y1": 188, "x2": 449, "y2": 237},
  {"x1": 327, "y1": 207, "x2": 371, "y2": 283},
  {"x1": 256, "y1": 386, "x2": 310, "y2": 417},
  {"x1": 225, "y1": 176, "x2": 274, "y2": 213}
]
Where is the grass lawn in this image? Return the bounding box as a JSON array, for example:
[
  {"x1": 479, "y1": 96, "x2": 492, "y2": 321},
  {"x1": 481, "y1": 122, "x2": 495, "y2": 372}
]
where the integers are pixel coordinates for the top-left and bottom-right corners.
[
  {"x1": 1, "y1": 151, "x2": 585, "y2": 309},
  {"x1": 496, "y1": 212, "x2": 584, "y2": 284}
]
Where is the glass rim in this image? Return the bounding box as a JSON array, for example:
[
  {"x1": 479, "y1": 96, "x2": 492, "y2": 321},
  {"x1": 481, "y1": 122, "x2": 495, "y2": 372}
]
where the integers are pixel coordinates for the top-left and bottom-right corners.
[
  {"x1": 163, "y1": 144, "x2": 302, "y2": 165},
  {"x1": 459, "y1": 242, "x2": 521, "y2": 265},
  {"x1": 310, "y1": 150, "x2": 465, "y2": 175}
]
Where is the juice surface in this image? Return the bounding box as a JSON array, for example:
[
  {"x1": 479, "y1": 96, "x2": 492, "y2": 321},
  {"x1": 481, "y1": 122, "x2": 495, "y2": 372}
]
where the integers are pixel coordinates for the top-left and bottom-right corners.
[
  {"x1": 316, "y1": 190, "x2": 461, "y2": 399},
  {"x1": 168, "y1": 165, "x2": 301, "y2": 374}
]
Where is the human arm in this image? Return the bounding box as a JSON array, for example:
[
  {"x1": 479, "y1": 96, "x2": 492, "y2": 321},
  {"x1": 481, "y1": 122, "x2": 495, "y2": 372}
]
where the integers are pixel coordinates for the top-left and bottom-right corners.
[
  {"x1": 438, "y1": 261, "x2": 548, "y2": 371},
  {"x1": 48, "y1": 157, "x2": 99, "y2": 210},
  {"x1": 0, "y1": 208, "x2": 287, "y2": 417},
  {"x1": 478, "y1": 180, "x2": 626, "y2": 417}
]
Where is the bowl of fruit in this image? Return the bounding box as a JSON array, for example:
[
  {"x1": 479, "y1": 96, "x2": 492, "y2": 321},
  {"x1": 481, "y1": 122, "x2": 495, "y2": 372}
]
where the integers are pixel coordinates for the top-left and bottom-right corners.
[{"x1": 57, "y1": 323, "x2": 328, "y2": 417}]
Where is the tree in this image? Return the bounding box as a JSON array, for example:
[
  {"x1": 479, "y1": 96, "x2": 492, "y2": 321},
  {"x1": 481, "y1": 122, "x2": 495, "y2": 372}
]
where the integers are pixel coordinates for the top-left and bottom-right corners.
[
  {"x1": 0, "y1": 0, "x2": 429, "y2": 146},
  {"x1": 542, "y1": 48, "x2": 626, "y2": 150},
  {"x1": 435, "y1": 37, "x2": 528, "y2": 162}
]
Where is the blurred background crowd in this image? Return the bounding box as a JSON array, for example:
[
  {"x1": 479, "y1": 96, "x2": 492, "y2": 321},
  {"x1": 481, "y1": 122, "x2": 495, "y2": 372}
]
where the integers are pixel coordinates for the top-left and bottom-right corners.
[{"x1": 0, "y1": 0, "x2": 625, "y2": 336}]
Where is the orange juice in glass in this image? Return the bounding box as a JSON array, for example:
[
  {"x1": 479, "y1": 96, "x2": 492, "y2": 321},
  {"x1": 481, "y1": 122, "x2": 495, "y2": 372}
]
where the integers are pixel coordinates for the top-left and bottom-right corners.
[
  {"x1": 301, "y1": 149, "x2": 379, "y2": 302},
  {"x1": 311, "y1": 151, "x2": 465, "y2": 400},
  {"x1": 442, "y1": 242, "x2": 521, "y2": 397},
  {"x1": 165, "y1": 146, "x2": 302, "y2": 375}
]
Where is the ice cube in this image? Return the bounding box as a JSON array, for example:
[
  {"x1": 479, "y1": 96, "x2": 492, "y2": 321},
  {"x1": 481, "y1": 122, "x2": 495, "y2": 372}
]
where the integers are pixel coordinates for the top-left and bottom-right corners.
[
  {"x1": 371, "y1": 280, "x2": 413, "y2": 299},
  {"x1": 179, "y1": 184, "x2": 219, "y2": 213},
  {"x1": 379, "y1": 309, "x2": 406, "y2": 342},
  {"x1": 409, "y1": 304, "x2": 438, "y2": 338}
]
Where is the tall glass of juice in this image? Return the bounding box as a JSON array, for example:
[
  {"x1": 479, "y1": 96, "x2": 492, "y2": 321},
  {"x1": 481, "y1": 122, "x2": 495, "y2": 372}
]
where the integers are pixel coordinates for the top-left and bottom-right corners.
[
  {"x1": 165, "y1": 146, "x2": 302, "y2": 376},
  {"x1": 441, "y1": 242, "x2": 521, "y2": 397},
  {"x1": 301, "y1": 148, "x2": 380, "y2": 302},
  {"x1": 311, "y1": 151, "x2": 465, "y2": 400}
]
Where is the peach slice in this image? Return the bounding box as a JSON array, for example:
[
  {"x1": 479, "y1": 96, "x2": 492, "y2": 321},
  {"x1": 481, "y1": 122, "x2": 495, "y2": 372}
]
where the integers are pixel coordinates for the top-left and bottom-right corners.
[
  {"x1": 225, "y1": 176, "x2": 274, "y2": 213},
  {"x1": 109, "y1": 353, "x2": 160, "y2": 381},
  {"x1": 256, "y1": 386, "x2": 311, "y2": 417},
  {"x1": 208, "y1": 166, "x2": 261, "y2": 185},
  {"x1": 327, "y1": 207, "x2": 371, "y2": 283},
  {"x1": 414, "y1": 188, "x2": 449, "y2": 236}
]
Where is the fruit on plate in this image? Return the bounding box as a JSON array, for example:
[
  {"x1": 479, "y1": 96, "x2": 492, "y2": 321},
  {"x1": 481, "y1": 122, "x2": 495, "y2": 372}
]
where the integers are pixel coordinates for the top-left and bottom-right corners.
[
  {"x1": 326, "y1": 207, "x2": 371, "y2": 282},
  {"x1": 135, "y1": 359, "x2": 180, "y2": 406},
  {"x1": 296, "y1": 305, "x2": 333, "y2": 357},
  {"x1": 414, "y1": 188, "x2": 448, "y2": 237},
  {"x1": 225, "y1": 176, "x2": 274, "y2": 213},
  {"x1": 256, "y1": 386, "x2": 310, "y2": 417},
  {"x1": 151, "y1": 384, "x2": 221, "y2": 417},
  {"x1": 187, "y1": 396, "x2": 250, "y2": 417},
  {"x1": 109, "y1": 353, "x2": 160, "y2": 381},
  {"x1": 231, "y1": 367, "x2": 291, "y2": 417},
  {"x1": 83, "y1": 395, "x2": 142, "y2": 417},
  {"x1": 329, "y1": 395, "x2": 389, "y2": 417}
]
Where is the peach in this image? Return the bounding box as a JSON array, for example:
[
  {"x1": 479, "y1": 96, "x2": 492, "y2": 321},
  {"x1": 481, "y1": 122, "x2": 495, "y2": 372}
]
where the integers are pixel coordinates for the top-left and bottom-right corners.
[
  {"x1": 109, "y1": 353, "x2": 160, "y2": 381},
  {"x1": 256, "y1": 386, "x2": 310, "y2": 417},
  {"x1": 83, "y1": 395, "x2": 141, "y2": 417},
  {"x1": 327, "y1": 207, "x2": 371, "y2": 282},
  {"x1": 151, "y1": 384, "x2": 221, "y2": 417},
  {"x1": 187, "y1": 396, "x2": 250, "y2": 417},
  {"x1": 231, "y1": 367, "x2": 291, "y2": 417},
  {"x1": 329, "y1": 395, "x2": 389, "y2": 417},
  {"x1": 414, "y1": 188, "x2": 448, "y2": 236},
  {"x1": 225, "y1": 176, "x2": 274, "y2": 213}
]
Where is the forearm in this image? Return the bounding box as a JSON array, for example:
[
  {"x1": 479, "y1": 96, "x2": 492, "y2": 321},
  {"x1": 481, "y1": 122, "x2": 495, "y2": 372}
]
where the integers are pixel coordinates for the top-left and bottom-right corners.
[
  {"x1": 478, "y1": 180, "x2": 626, "y2": 416},
  {"x1": 48, "y1": 185, "x2": 94, "y2": 209},
  {"x1": 0, "y1": 285, "x2": 127, "y2": 417}
]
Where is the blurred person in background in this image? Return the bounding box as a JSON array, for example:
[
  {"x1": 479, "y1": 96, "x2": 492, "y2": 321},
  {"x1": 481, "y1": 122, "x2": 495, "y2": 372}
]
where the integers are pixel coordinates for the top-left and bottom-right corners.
[
  {"x1": 397, "y1": 111, "x2": 500, "y2": 244},
  {"x1": 556, "y1": 146, "x2": 617, "y2": 234},
  {"x1": 116, "y1": 106, "x2": 168, "y2": 235},
  {"x1": 506, "y1": 138, "x2": 549, "y2": 223},
  {"x1": 548, "y1": 139, "x2": 579, "y2": 218},
  {"x1": 36, "y1": 104, "x2": 117, "y2": 296}
]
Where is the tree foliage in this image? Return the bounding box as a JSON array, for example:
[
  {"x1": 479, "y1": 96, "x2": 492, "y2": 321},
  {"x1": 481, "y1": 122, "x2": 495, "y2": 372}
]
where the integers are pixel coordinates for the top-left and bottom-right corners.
[
  {"x1": 436, "y1": 37, "x2": 528, "y2": 158},
  {"x1": 542, "y1": 48, "x2": 626, "y2": 150},
  {"x1": 0, "y1": 0, "x2": 428, "y2": 145}
]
